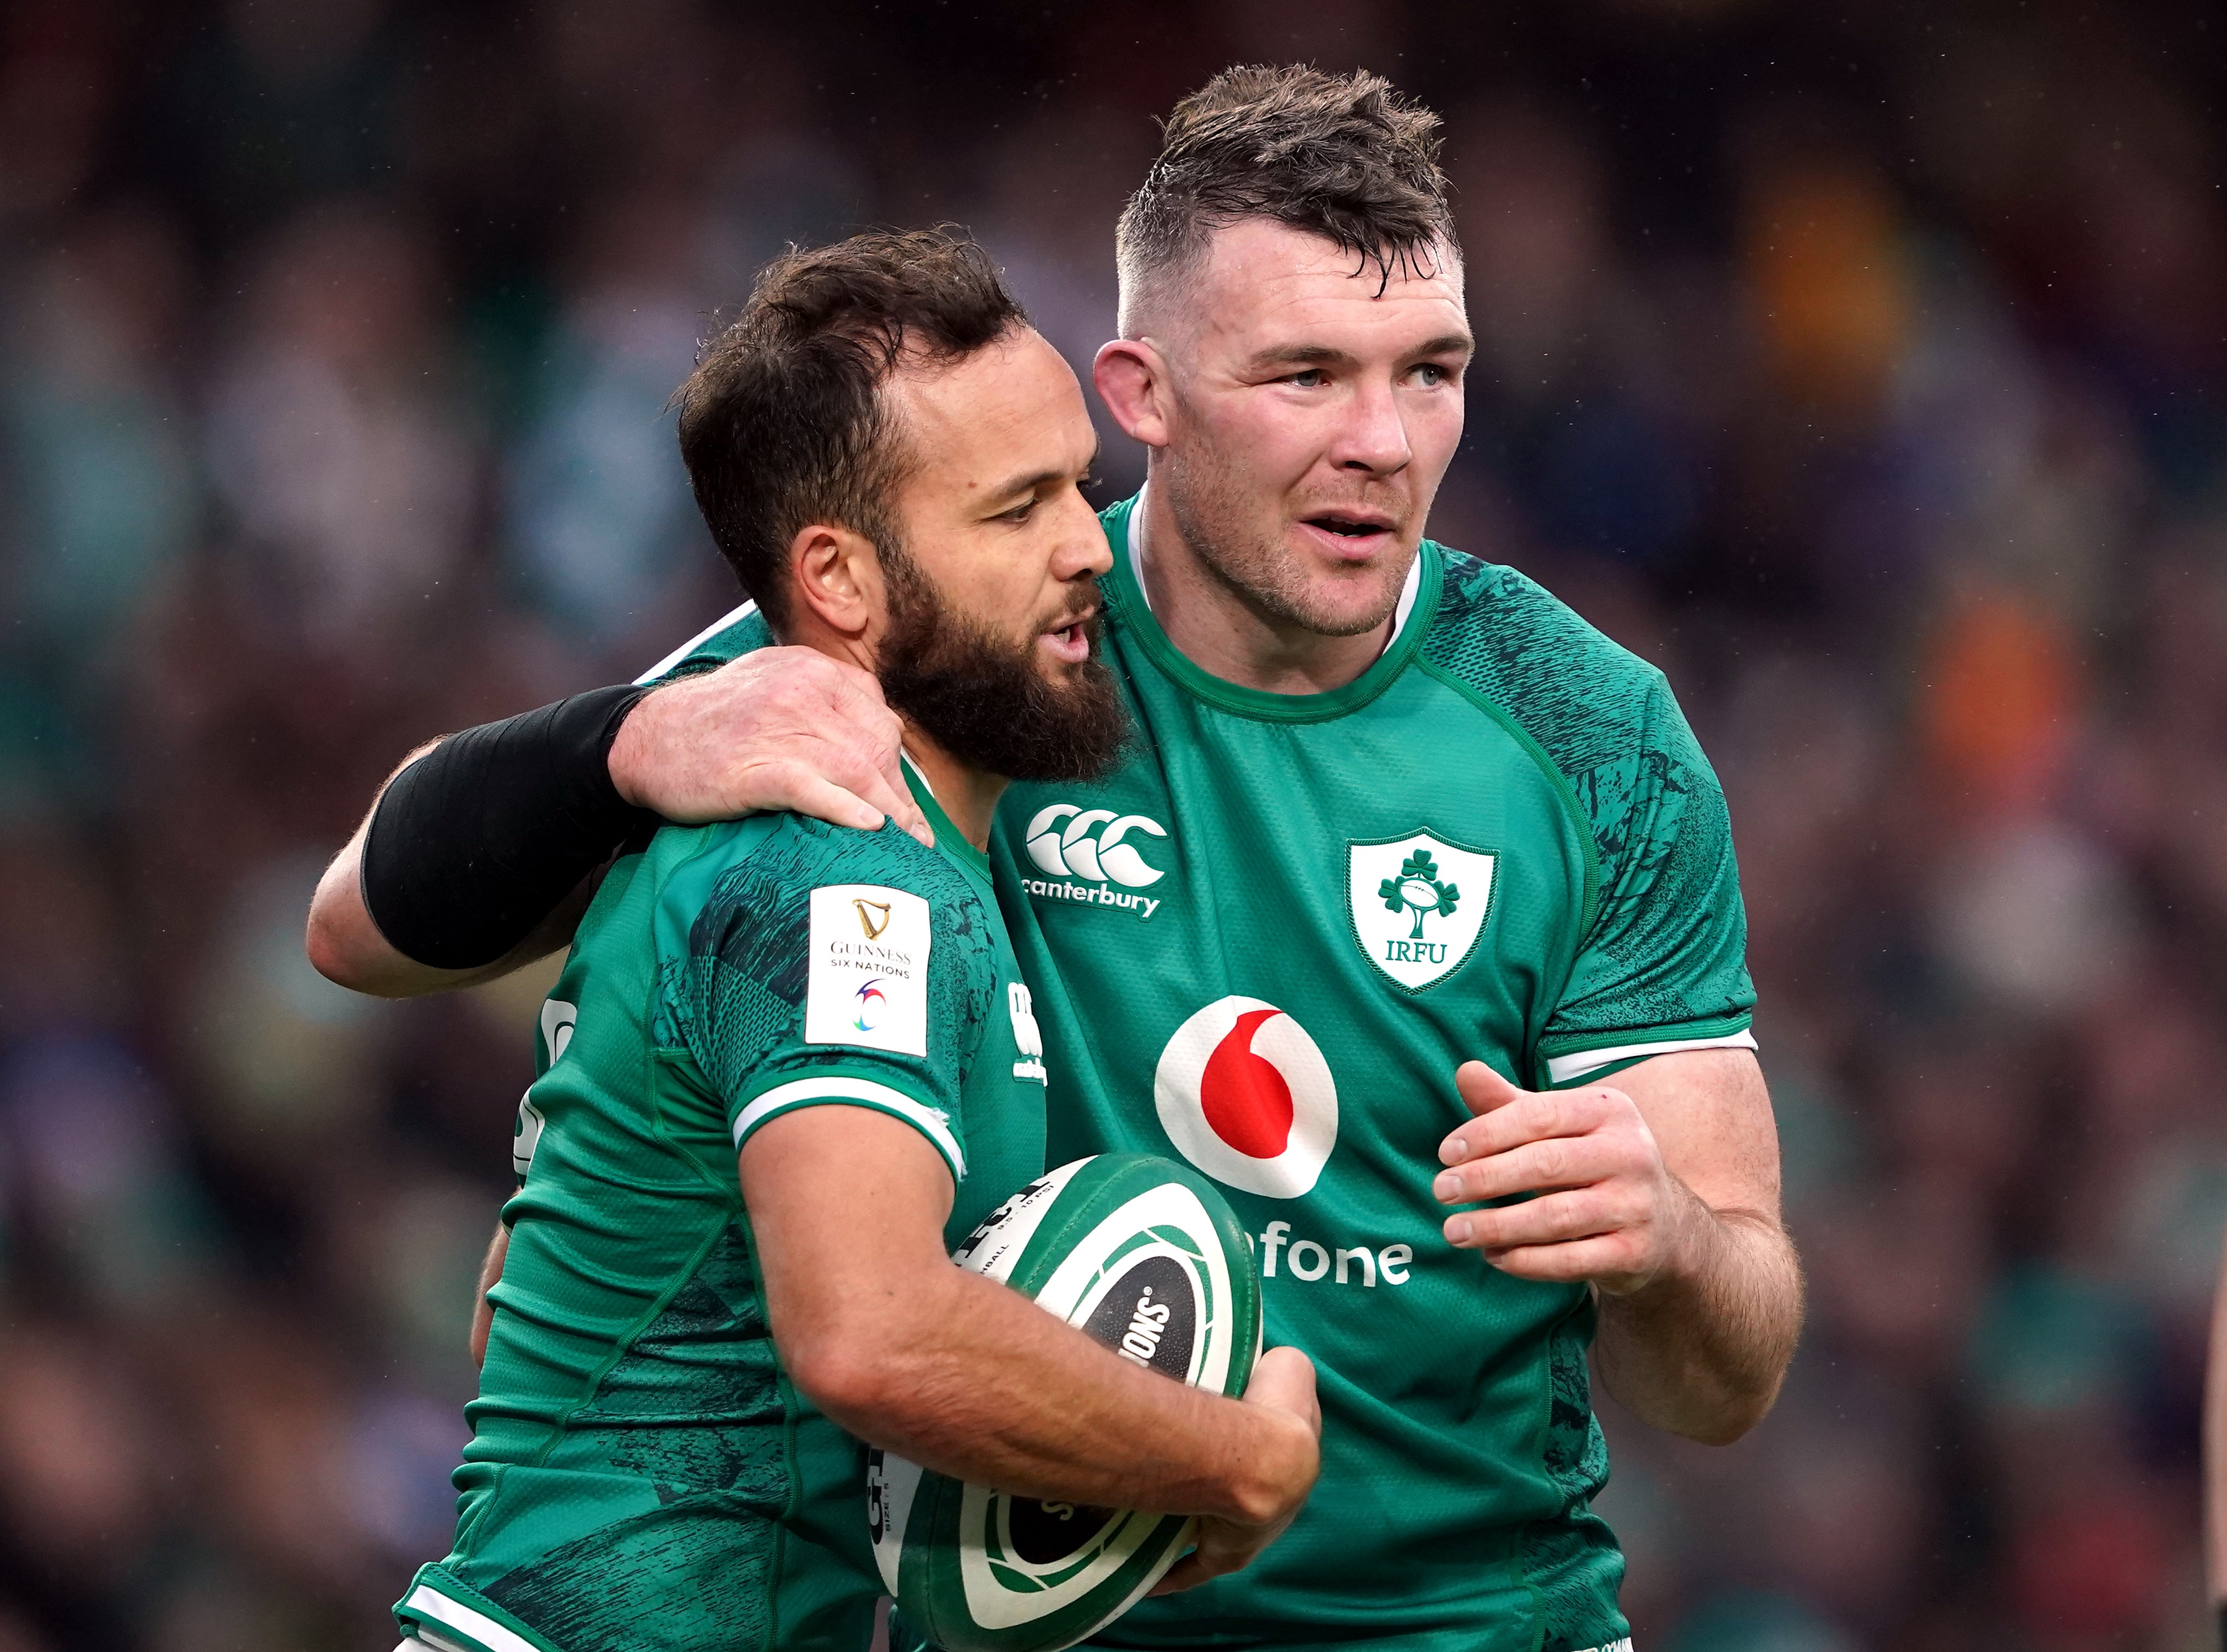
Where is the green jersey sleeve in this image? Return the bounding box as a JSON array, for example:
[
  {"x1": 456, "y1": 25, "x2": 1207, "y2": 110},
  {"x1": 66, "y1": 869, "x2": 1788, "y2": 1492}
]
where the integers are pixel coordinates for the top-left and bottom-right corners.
[
  {"x1": 1538, "y1": 670, "x2": 1755, "y2": 1086},
  {"x1": 1419, "y1": 551, "x2": 1755, "y2": 1089},
  {"x1": 655, "y1": 815, "x2": 1002, "y2": 1183}
]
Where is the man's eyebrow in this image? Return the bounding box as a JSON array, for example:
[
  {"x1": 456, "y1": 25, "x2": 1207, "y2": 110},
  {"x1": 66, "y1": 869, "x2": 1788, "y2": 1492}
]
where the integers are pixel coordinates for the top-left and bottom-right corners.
[
  {"x1": 1246, "y1": 344, "x2": 1358, "y2": 371},
  {"x1": 982, "y1": 445, "x2": 1098, "y2": 505},
  {"x1": 1245, "y1": 335, "x2": 1475, "y2": 372}
]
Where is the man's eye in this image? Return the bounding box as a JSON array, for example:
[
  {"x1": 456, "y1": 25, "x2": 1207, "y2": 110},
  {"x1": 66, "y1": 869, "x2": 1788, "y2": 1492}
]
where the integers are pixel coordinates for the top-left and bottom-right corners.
[
  {"x1": 1000, "y1": 499, "x2": 1038, "y2": 523},
  {"x1": 1414, "y1": 363, "x2": 1453, "y2": 387},
  {"x1": 1286, "y1": 368, "x2": 1329, "y2": 389}
]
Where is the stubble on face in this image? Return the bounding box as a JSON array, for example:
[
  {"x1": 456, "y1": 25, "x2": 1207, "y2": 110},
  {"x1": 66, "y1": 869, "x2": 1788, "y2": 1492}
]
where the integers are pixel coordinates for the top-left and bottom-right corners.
[
  {"x1": 1136, "y1": 224, "x2": 1462, "y2": 646},
  {"x1": 1159, "y1": 436, "x2": 1417, "y2": 639}
]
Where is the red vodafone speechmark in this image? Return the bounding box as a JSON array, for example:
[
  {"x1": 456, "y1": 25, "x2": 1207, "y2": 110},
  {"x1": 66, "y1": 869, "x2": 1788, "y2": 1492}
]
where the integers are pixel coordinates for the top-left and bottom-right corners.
[
  {"x1": 1155, "y1": 997, "x2": 1339, "y2": 1199},
  {"x1": 1200, "y1": 1008, "x2": 1295, "y2": 1159}
]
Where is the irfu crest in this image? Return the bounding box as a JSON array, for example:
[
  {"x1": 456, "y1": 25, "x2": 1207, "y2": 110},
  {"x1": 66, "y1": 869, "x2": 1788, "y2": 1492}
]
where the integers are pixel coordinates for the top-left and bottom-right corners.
[
  {"x1": 1378, "y1": 849, "x2": 1461, "y2": 940},
  {"x1": 1347, "y1": 832, "x2": 1495, "y2": 991}
]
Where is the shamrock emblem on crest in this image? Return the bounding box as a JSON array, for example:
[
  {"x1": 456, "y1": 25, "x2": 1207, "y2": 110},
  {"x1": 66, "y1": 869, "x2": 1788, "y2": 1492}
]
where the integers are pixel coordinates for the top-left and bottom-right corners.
[{"x1": 1379, "y1": 849, "x2": 1461, "y2": 939}]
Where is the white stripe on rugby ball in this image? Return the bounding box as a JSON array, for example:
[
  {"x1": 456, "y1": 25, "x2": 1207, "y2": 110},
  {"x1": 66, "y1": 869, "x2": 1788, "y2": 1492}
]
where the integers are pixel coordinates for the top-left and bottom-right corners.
[
  {"x1": 950, "y1": 1157, "x2": 1093, "y2": 1283},
  {"x1": 868, "y1": 1154, "x2": 1262, "y2": 1652}
]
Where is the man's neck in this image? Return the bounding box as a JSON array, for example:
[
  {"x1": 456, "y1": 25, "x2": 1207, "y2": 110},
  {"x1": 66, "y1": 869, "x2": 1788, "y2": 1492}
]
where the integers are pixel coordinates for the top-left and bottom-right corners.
[
  {"x1": 901, "y1": 732, "x2": 1006, "y2": 852},
  {"x1": 1134, "y1": 485, "x2": 1397, "y2": 695},
  {"x1": 767, "y1": 621, "x2": 1009, "y2": 851}
]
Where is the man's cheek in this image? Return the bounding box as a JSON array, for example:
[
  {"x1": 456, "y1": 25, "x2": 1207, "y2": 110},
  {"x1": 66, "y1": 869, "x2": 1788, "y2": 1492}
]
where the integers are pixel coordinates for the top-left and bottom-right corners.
[{"x1": 1410, "y1": 403, "x2": 1465, "y2": 476}]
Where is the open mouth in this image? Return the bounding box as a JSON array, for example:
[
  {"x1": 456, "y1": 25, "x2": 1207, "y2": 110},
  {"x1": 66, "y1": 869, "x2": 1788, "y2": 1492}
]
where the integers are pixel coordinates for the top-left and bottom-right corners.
[
  {"x1": 1039, "y1": 610, "x2": 1096, "y2": 664},
  {"x1": 1302, "y1": 511, "x2": 1396, "y2": 547}
]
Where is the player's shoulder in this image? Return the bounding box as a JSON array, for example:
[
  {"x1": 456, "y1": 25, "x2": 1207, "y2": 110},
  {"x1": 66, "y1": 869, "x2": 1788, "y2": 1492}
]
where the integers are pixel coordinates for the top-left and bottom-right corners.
[
  {"x1": 1420, "y1": 543, "x2": 1681, "y2": 778},
  {"x1": 635, "y1": 600, "x2": 777, "y2": 686},
  {"x1": 652, "y1": 811, "x2": 995, "y2": 972}
]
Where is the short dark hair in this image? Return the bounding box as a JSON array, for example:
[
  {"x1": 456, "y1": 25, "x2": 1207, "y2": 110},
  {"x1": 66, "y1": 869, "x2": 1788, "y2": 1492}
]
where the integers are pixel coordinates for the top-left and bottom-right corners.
[
  {"x1": 1116, "y1": 65, "x2": 1455, "y2": 328},
  {"x1": 675, "y1": 228, "x2": 1025, "y2": 627}
]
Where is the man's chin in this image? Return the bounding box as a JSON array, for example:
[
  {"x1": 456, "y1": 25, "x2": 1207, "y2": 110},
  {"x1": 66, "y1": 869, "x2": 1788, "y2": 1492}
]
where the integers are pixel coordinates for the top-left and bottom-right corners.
[{"x1": 1267, "y1": 558, "x2": 1413, "y2": 638}]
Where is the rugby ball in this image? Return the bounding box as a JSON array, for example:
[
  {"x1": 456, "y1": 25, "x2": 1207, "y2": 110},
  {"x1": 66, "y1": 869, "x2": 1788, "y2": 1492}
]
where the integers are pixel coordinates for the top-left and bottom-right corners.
[{"x1": 868, "y1": 1154, "x2": 1264, "y2": 1652}]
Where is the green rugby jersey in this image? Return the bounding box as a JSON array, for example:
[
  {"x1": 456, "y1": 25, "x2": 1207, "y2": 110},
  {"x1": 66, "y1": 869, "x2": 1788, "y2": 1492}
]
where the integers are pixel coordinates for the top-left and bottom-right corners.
[
  {"x1": 394, "y1": 773, "x2": 1051, "y2": 1652},
  {"x1": 659, "y1": 494, "x2": 1754, "y2": 1652}
]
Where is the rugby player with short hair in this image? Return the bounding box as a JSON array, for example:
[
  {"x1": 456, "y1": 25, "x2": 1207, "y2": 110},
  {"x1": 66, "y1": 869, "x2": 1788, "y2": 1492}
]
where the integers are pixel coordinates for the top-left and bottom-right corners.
[
  {"x1": 380, "y1": 229, "x2": 1320, "y2": 1652},
  {"x1": 316, "y1": 68, "x2": 1803, "y2": 1652}
]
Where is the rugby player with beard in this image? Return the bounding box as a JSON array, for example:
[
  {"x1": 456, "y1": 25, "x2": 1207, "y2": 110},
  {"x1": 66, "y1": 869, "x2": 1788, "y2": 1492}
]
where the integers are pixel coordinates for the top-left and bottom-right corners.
[
  {"x1": 384, "y1": 229, "x2": 1318, "y2": 1652},
  {"x1": 322, "y1": 70, "x2": 1801, "y2": 1652}
]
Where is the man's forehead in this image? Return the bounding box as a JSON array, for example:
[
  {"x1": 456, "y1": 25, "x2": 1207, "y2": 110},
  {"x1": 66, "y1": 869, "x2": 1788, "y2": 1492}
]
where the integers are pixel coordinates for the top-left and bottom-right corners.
[
  {"x1": 897, "y1": 330, "x2": 1072, "y2": 427},
  {"x1": 891, "y1": 330, "x2": 1090, "y2": 494},
  {"x1": 1189, "y1": 219, "x2": 1466, "y2": 332}
]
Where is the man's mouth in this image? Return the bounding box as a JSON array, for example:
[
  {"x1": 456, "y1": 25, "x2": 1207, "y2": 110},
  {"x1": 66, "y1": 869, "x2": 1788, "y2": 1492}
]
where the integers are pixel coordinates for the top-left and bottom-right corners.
[
  {"x1": 1039, "y1": 607, "x2": 1097, "y2": 665},
  {"x1": 1300, "y1": 510, "x2": 1398, "y2": 553}
]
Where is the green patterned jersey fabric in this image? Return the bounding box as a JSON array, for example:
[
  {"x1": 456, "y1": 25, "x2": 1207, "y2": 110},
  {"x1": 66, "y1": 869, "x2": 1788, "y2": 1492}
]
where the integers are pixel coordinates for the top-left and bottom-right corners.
[
  {"x1": 636, "y1": 492, "x2": 1753, "y2": 1652},
  {"x1": 393, "y1": 771, "x2": 1051, "y2": 1652}
]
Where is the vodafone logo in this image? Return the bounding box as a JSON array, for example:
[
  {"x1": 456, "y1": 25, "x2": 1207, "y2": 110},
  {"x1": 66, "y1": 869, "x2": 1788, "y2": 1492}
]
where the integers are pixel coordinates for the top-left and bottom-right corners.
[{"x1": 1155, "y1": 997, "x2": 1339, "y2": 1199}]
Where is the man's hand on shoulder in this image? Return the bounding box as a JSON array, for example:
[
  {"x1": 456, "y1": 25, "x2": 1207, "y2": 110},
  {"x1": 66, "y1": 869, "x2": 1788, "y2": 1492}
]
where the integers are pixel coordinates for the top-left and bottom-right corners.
[{"x1": 611, "y1": 648, "x2": 931, "y2": 845}]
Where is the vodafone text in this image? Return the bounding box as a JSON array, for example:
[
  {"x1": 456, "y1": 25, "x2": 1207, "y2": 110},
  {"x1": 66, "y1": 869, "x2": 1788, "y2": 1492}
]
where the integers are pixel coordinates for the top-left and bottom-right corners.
[{"x1": 1244, "y1": 1221, "x2": 1412, "y2": 1288}]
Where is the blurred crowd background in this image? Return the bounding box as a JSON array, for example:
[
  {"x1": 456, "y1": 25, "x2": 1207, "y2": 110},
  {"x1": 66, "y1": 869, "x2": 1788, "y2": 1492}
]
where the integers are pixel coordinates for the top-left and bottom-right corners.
[{"x1": 0, "y1": 0, "x2": 2221, "y2": 1648}]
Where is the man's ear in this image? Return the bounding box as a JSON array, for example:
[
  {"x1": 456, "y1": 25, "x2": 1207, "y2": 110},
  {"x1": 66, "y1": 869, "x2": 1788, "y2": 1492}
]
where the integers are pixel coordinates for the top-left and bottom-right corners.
[
  {"x1": 789, "y1": 522, "x2": 882, "y2": 641},
  {"x1": 1094, "y1": 338, "x2": 1173, "y2": 450}
]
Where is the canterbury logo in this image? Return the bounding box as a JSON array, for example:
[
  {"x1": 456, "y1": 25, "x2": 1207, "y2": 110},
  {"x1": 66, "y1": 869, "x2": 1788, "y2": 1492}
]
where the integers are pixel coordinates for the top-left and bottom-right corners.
[
  {"x1": 854, "y1": 899, "x2": 892, "y2": 939},
  {"x1": 1022, "y1": 805, "x2": 1167, "y2": 888}
]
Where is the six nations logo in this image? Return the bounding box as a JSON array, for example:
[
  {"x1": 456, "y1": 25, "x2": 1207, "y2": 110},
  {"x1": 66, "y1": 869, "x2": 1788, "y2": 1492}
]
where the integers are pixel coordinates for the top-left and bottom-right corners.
[{"x1": 1155, "y1": 997, "x2": 1338, "y2": 1198}]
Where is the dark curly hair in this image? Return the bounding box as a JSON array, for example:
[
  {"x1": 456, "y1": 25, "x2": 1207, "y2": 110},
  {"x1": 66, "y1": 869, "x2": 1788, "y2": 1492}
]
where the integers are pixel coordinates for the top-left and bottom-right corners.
[
  {"x1": 1115, "y1": 64, "x2": 1456, "y2": 329},
  {"x1": 675, "y1": 227, "x2": 1025, "y2": 627}
]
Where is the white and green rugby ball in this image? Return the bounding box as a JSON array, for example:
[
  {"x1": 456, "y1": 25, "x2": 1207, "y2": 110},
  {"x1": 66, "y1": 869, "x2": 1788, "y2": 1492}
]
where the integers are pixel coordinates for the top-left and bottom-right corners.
[{"x1": 868, "y1": 1153, "x2": 1264, "y2": 1652}]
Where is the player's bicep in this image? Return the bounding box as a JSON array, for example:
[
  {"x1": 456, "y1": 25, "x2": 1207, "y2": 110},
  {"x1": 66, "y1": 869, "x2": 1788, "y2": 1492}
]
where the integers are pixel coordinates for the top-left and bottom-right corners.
[
  {"x1": 1613, "y1": 1047, "x2": 1780, "y2": 1223},
  {"x1": 739, "y1": 1105, "x2": 958, "y2": 1376},
  {"x1": 1541, "y1": 678, "x2": 1755, "y2": 1079}
]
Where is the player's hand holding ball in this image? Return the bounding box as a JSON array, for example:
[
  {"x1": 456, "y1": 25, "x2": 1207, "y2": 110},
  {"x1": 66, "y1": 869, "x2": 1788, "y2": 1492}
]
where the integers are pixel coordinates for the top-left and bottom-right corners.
[
  {"x1": 1432, "y1": 1061, "x2": 1703, "y2": 1295},
  {"x1": 1152, "y1": 1344, "x2": 1321, "y2": 1595}
]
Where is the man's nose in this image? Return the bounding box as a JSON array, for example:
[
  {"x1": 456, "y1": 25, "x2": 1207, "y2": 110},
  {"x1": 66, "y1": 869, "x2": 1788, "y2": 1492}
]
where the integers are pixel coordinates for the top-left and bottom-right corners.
[
  {"x1": 1331, "y1": 378, "x2": 1413, "y2": 474},
  {"x1": 1053, "y1": 489, "x2": 1115, "y2": 578}
]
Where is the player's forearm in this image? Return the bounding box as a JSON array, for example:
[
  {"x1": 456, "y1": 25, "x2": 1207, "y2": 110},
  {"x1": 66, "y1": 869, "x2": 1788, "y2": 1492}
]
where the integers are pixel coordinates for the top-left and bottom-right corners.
[
  {"x1": 1591, "y1": 1200, "x2": 1802, "y2": 1444},
  {"x1": 307, "y1": 813, "x2": 595, "y2": 997},
  {"x1": 308, "y1": 816, "x2": 496, "y2": 996},
  {"x1": 306, "y1": 687, "x2": 650, "y2": 995},
  {"x1": 795, "y1": 1267, "x2": 1312, "y2": 1523}
]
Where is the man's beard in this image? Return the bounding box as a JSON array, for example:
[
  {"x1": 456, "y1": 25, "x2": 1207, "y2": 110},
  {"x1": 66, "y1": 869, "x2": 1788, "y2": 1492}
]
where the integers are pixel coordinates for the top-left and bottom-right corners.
[
  {"x1": 876, "y1": 549, "x2": 1133, "y2": 784},
  {"x1": 1162, "y1": 439, "x2": 1416, "y2": 639}
]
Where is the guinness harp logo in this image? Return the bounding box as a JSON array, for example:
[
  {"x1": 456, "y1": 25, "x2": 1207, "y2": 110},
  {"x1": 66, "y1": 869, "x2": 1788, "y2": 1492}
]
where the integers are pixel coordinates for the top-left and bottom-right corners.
[{"x1": 854, "y1": 898, "x2": 893, "y2": 939}]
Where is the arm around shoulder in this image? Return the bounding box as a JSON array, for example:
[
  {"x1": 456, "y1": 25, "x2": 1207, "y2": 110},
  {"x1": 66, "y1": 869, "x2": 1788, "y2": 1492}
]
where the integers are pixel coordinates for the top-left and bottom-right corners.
[
  {"x1": 305, "y1": 769, "x2": 602, "y2": 998},
  {"x1": 307, "y1": 649, "x2": 939, "y2": 998}
]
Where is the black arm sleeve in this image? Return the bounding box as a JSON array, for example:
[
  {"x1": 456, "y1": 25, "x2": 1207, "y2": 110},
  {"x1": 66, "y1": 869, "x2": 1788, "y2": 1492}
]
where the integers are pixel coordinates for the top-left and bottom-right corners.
[{"x1": 361, "y1": 684, "x2": 654, "y2": 969}]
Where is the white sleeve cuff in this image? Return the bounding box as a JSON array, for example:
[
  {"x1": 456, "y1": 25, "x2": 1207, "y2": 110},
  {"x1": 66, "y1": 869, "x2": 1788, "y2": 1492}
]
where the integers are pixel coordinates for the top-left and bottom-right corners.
[
  {"x1": 1546, "y1": 1027, "x2": 1757, "y2": 1086},
  {"x1": 732, "y1": 1074, "x2": 966, "y2": 1180}
]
